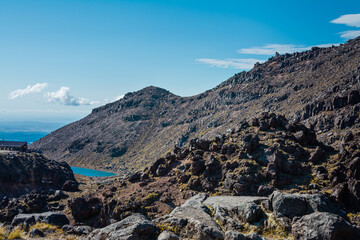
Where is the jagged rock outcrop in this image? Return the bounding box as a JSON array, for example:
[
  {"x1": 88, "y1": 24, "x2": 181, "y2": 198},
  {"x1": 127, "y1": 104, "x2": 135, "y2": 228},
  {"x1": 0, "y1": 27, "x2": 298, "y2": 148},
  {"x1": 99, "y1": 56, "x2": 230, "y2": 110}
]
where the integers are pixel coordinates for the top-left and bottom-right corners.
[
  {"x1": 85, "y1": 213, "x2": 159, "y2": 240},
  {"x1": 68, "y1": 196, "x2": 103, "y2": 226},
  {"x1": 292, "y1": 212, "x2": 360, "y2": 240},
  {"x1": 270, "y1": 191, "x2": 342, "y2": 219},
  {"x1": 203, "y1": 196, "x2": 266, "y2": 225},
  {"x1": 0, "y1": 152, "x2": 77, "y2": 198}
]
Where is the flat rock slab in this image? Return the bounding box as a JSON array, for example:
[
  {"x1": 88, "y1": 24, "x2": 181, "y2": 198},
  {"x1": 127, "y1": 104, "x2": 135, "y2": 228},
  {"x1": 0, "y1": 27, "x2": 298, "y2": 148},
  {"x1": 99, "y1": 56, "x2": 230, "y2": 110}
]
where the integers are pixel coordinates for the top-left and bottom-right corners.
[
  {"x1": 12, "y1": 211, "x2": 69, "y2": 227},
  {"x1": 203, "y1": 196, "x2": 267, "y2": 208},
  {"x1": 170, "y1": 206, "x2": 221, "y2": 231},
  {"x1": 203, "y1": 196, "x2": 266, "y2": 224},
  {"x1": 181, "y1": 193, "x2": 208, "y2": 210},
  {"x1": 156, "y1": 206, "x2": 224, "y2": 240}
]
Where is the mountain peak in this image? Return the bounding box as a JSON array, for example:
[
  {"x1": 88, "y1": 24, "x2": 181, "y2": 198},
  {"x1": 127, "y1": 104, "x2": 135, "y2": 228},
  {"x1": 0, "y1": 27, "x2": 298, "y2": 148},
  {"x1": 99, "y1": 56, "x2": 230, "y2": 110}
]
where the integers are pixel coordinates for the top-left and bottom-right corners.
[{"x1": 124, "y1": 86, "x2": 176, "y2": 100}]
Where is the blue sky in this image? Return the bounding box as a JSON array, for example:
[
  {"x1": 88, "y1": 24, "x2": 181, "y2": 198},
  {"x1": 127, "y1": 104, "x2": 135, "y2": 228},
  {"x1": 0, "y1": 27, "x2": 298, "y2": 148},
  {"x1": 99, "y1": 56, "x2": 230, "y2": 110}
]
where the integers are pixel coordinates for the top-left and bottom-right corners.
[{"x1": 1, "y1": 0, "x2": 360, "y2": 123}]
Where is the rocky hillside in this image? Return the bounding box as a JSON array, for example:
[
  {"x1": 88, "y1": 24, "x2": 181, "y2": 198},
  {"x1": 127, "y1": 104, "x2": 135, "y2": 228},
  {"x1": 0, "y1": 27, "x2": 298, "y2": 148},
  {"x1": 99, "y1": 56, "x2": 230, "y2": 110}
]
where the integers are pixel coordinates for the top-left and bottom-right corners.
[
  {"x1": 2, "y1": 112, "x2": 359, "y2": 239},
  {"x1": 31, "y1": 37, "x2": 360, "y2": 176},
  {"x1": 0, "y1": 151, "x2": 77, "y2": 198}
]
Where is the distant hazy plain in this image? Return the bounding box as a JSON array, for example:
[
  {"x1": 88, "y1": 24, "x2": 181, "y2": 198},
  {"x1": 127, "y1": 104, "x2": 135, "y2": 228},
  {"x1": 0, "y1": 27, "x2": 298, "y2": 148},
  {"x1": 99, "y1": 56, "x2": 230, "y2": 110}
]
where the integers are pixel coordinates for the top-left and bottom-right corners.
[{"x1": 0, "y1": 121, "x2": 65, "y2": 144}]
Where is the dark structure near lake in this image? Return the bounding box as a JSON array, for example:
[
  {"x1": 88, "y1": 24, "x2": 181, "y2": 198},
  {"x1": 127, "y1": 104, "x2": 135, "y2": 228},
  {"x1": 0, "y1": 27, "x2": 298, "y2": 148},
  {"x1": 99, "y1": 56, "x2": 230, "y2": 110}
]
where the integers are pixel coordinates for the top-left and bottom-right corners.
[{"x1": 0, "y1": 141, "x2": 28, "y2": 152}]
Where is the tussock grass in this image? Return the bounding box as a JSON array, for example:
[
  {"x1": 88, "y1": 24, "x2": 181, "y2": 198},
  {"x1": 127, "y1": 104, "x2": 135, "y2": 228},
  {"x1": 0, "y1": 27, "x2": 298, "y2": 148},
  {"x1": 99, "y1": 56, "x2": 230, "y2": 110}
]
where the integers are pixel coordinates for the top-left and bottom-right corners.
[
  {"x1": 7, "y1": 227, "x2": 24, "y2": 240},
  {"x1": 0, "y1": 226, "x2": 7, "y2": 240},
  {"x1": 29, "y1": 222, "x2": 63, "y2": 234}
]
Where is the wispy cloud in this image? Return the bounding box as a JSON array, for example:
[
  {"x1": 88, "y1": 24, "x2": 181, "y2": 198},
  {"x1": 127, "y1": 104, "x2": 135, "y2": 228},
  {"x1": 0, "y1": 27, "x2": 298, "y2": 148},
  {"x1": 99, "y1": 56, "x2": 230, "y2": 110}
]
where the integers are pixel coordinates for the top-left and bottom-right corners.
[
  {"x1": 9, "y1": 83, "x2": 48, "y2": 99},
  {"x1": 196, "y1": 15, "x2": 349, "y2": 70},
  {"x1": 196, "y1": 58, "x2": 265, "y2": 69},
  {"x1": 331, "y1": 14, "x2": 360, "y2": 27},
  {"x1": 331, "y1": 14, "x2": 360, "y2": 39},
  {"x1": 45, "y1": 87, "x2": 98, "y2": 106},
  {"x1": 114, "y1": 95, "x2": 124, "y2": 101},
  {"x1": 238, "y1": 43, "x2": 339, "y2": 56},
  {"x1": 339, "y1": 30, "x2": 360, "y2": 39},
  {"x1": 105, "y1": 94, "x2": 125, "y2": 103},
  {"x1": 238, "y1": 44, "x2": 308, "y2": 55},
  {"x1": 196, "y1": 43, "x2": 338, "y2": 69}
]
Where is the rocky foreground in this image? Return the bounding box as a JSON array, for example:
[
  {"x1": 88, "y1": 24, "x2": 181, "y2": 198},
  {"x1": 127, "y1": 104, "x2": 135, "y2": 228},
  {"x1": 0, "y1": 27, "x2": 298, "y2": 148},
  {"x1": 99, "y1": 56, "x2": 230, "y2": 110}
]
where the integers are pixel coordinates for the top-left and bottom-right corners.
[{"x1": 1, "y1": 113, "x2": 360, "y2": 239}]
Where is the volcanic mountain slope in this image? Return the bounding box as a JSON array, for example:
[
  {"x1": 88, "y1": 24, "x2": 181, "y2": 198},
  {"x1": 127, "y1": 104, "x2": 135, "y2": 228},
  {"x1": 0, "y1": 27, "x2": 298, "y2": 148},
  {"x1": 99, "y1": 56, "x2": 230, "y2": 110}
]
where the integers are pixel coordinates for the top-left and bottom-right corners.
[
  {"x1": 31, "y1": 37, "x2": 360, "y2": 174},
  {"x1": 2, "y1": 112, "x2": 360, "y2": 239}
]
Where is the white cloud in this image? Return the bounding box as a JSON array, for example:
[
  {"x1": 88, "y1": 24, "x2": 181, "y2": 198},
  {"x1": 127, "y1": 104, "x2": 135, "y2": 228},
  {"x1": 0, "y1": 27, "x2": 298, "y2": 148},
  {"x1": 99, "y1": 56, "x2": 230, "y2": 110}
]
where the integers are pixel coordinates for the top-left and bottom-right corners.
[
  {"x1": 196, "y1": 42, "x2": 339, "y2": 69},
  {"x1": 114, "y1": 95, "x2": 124, "y2": 101},
  {"x1": 238, "y1": 43, "x2": 339, "y2": 56},
  {"x1": 331, "y1": 14, "x2": 360, "y2": 27},
  {"x1": 196, "y1": 58, "x2": 265, "y2": 69},
  {"x1": 339, "y1": 30, "x2": 360, "y2": 39},
  {"x1": 105, "y1": 94, "x2": 125, "y2": 103},
  {"x1": 45, "y1": 87, "x2": 98, "y2": 106},
  {"x1": 9, "y1": 83, "x2": 48, "y2": 99},
  {"x1": 238, "y1": 44, "x2": 308, "y2": 55},
  {"x1": 331, "y1": 14, "x2": 360, "y2": 39}
]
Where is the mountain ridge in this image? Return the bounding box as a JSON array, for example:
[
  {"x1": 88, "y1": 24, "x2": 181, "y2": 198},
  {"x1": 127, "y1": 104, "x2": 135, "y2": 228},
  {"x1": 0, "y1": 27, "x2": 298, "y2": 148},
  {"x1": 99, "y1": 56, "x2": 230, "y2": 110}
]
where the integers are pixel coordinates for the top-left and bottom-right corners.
[{"x1": 31, "y1": 37, "x2": 360, "y2": 175}]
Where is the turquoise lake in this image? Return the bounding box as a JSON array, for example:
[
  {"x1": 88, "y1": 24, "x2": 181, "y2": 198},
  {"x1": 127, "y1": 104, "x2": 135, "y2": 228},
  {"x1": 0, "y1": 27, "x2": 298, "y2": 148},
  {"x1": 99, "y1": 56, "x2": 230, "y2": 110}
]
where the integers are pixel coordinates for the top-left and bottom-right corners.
[
  {"x1": 71, "y1": 166, "x2": 117, "y2": 177},
  {"x1": 0, "y1": 129, "x2": 117, "y2": 177}
]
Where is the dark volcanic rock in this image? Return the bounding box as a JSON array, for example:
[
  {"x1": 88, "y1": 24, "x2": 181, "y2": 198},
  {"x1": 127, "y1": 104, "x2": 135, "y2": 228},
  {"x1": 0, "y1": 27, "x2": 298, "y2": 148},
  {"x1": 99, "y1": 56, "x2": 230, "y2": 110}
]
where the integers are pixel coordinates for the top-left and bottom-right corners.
[
  {"x1": 292, "y1": 212, "x2": 360, "y2": 240},
  {"x1": 62, "y1": 180, "x2": 79, "y2": 192},
  {"x1": 0, "y1": 191, "x2": 49, "y2": 222},
  {"x1": 62, "y1": 225, "x2": 94, "y2": 235},
  {"x1": 68, "y1": 196, "x2": 103, "y2": 224},
  {"x1": 203, "y1": 196, "x2": 266, "y2": 224},
  {"x1": 270, "y1": 191, "x2": 338, "y2": 219},
  {"x1": 308, "y1": 146, "x2": 325, "y2": 164},
  {"x1": 0, "y1": 152, "x2": 77, "y2": 198},
  {"x1": 12, "y1": 212, "x2": 69, "y2": 227},
  {"x1": 29, "y1": 228, "x2": 45, "y2": 238}
]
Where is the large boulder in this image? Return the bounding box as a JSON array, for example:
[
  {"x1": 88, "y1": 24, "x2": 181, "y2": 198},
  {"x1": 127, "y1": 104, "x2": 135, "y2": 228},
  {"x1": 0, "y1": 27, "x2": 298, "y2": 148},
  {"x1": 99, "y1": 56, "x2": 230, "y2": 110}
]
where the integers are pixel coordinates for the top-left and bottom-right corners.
[
  {"x1": 157, "y1": 230, "x2": 179, "y2": 240},
  {"x1": 0, "y1": 191, "x2": 49, "y2": 222},
  {"x1": 29, "y1": 228, "x2": 45, "y2": 238},
  {"x1": 11, "y1": 212, "x2": 69, "y2": 227},
  {"x1": 0, "y1": 152, "x2": 77, "y2": 198},
  {"x1": 203, "y1": 196, "x2": 266, "y2": 225},
  {"x1": 62, "y1": 180, "x2": 79, "y2": 192},
  {"x1": 86, "y1": 213, "x2": 158, "y2": 240},
  {"x1": 224, "y1": 231, "x2": 248, "y2": 240},
  {"x1": 68, "y1": 196, "x2": 103, "y2": 223},
  {"x1": 241, "y1": 134, "x2": 260, "y2": 153},
  {"x1": 270, "y1": 191, "x2": 338, "y2": 219},
  {"x1": 156, "y1": 206, "x2": 224, "y2": 240},
  {"x1": 62, "y1": 225, "x2": 94, "y2": 235},
  {"x1": 155, "y1": 195, "x2": 224, "y2": 240},
  {"x1": 181, "y1": 193, "x2": 209, "y2": 212},
  {"x1": 292, "y1": 212, "x2": 360, "y2": 240}
]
